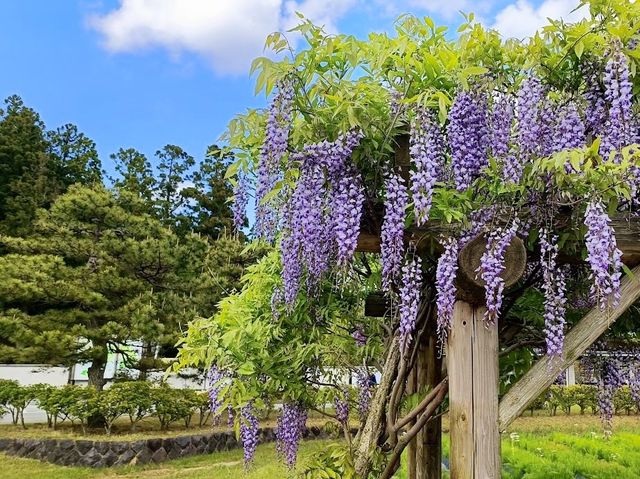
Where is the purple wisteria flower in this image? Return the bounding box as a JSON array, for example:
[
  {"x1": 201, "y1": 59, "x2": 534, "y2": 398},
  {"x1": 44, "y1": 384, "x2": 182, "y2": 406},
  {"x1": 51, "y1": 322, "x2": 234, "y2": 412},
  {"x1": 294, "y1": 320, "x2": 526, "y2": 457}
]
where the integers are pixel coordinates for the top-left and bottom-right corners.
[
  {"x1": 279, "y1": 131, "x2": 364, "y2": 303},
  {"x1": 584, "y1": 66, "x2": 607, "y2": 138},
  {"x1": 332, "y1": 165, "x2": 365, "y2": 267},
  {"x1": 515, "y1": 75, "x2": 546, "y2": 180},
  {"x1": 552, "y1": 102, "x2": 585, "y2": 155},
  {"x1": 381, "y1": 172, "x2": 408, "y2": 291},
  {"x1": 436, "y1": 237, "x2": 459, "y2": 343},
  {"x1": 240, "y1": 402, "x2": 259, "y2": 467},
  {"x1": 539, "y1": 230, "x2": 567, "y2": 357},
  {"x1": 489, "y1": 93, "x2": 514, "y2": 158},
  {"x1": 410, "y1": 106, "x2": 444, "y2": 225},
  {"x1": 448, "y1": 91, "x2": 490, "y2": 191},
  {"x1": 275, "y1": 402, "x2": 307, "y2": 468},
  {"x1": 601, "y1": 47, "x2": 633, "y2": 162},
  {"x1": 352, "y1": 327, "x2": 367, "y2": 347},
  {"x1": 334, "y1": 390, "x2": 349, "y2": 426},
  {"x1": 255, "y1": 78, "x2": 294, "y2": 240},
  {"x1": 478, "y1": 220, "x2": 519, "y2": 323},
  {"x1": 207, "y1": 366, "x2": 226, "y2": 425},
  {"x1": 398, "y1": 255, "x2": 423, "y2": 354},
  {"x1": 356, "y1": 369, "x2": 372, "y2": 418},
  {"x1": 232, "y1": 174, "x2": 249, "y2": 232},
  {"x1": 584, "y1": 199, "x2": 622, "y2": 310},
  {"x1": 598, "y1": 359, "x2": 624, "y2": 434}
]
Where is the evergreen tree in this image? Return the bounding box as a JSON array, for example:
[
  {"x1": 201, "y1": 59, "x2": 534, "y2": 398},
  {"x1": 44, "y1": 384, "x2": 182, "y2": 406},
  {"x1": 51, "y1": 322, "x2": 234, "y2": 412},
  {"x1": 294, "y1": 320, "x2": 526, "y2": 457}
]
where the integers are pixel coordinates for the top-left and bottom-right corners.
[
  {"x1": 182, "y1": 144, "x2": 235, "y2": 239},
  {"x1": 0, "y1": 95, "x2": 51, "y2": 234},
  {"x1": 47, "y1": 123, "x2": 102, "y2": 188},
  {"x1": 155, "y1": 144, "x2": 195, "y2": 232},
  {"x1": 0, "y1": 184, "x2": 207, "y2": 389}
]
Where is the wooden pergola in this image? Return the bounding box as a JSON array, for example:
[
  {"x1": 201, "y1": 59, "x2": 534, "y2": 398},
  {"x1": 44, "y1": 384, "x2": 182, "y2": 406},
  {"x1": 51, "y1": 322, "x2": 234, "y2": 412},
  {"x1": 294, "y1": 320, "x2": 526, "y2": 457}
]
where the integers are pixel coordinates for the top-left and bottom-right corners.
[{"x1": 354, "y1": 137, "x2": 640, "y2": 479}]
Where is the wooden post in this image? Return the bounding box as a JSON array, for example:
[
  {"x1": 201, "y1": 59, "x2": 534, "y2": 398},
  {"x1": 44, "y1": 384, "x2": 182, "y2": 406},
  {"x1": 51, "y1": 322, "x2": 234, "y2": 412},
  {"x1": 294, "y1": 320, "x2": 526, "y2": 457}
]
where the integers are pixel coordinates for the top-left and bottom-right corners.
[
  {"x1": 407, "y1": 366, "x2": 417, "y2": 479},
  {"x1": 448, "y1": 301, "x2": 500, "y2": 479},
  {"x1": 416, "y1": 332, "x2": 442, "y2": 479}
]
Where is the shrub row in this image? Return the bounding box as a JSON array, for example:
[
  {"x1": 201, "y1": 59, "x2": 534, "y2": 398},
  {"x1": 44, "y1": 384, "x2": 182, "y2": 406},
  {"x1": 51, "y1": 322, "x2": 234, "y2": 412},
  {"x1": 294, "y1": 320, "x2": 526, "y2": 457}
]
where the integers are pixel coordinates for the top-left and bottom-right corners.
[
  {"x1": 0, "y1": 379, "x2": 212, "y2": 434},
  {"x1": 526, "y1": 385, "x2": 639, "y2": 416}
]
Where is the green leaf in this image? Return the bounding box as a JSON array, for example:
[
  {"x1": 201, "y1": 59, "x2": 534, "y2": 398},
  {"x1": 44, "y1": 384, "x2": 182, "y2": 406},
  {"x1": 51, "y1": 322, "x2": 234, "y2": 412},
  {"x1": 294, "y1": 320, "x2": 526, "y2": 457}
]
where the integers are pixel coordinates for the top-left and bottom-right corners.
[
  {"x1": 237, "y1": 362, "x2": 255, "y2": 376},
  {"x1": 574, "y1": 40, "x2": 585, "y2": 59}
]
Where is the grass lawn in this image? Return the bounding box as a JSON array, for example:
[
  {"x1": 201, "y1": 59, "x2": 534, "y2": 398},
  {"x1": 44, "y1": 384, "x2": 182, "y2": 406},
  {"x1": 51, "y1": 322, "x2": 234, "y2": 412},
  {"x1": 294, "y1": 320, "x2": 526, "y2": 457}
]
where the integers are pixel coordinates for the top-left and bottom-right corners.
[
  {"x1": 0, "y1": 439, "x2": 336, "y2": 479},
  {"x1": 2, "y1": 414, "x2": 640, "y2": 478}
]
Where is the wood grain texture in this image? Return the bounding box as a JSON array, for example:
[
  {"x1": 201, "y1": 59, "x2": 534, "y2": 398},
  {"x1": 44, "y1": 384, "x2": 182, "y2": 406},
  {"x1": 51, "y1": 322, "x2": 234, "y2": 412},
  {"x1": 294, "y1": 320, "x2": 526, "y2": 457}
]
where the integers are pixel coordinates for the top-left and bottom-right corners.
[
  {"x1": 448, "y1": 301, "x2": 474, "y2": 479},
  {"x1": 417, "y1": 332, "x2": 442, "y2": 479},
  {"x1": 498, "y1": 264, "x2": 640, "y2": 430},
  {"x1": 472, "y1": 306, "x2": 500, "y2": 478}
]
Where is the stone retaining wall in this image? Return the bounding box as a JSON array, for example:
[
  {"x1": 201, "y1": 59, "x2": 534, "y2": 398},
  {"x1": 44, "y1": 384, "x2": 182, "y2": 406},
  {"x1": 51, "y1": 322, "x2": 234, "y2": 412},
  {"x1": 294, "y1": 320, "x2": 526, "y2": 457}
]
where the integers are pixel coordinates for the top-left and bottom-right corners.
[{"x1": 0, "y1": 426, "x2": 332, "y2": 467}]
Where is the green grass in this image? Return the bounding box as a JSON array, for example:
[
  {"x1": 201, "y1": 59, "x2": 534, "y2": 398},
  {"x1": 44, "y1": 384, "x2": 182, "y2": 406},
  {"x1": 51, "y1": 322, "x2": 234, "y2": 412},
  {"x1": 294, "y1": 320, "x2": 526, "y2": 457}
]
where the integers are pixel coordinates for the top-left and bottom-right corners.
[
  {"x1": 3, "y1": 415, "x2": 640, "y2": 479},
  {"x1": 0, "y1": 439, "x2": 337, "y2": 479}
]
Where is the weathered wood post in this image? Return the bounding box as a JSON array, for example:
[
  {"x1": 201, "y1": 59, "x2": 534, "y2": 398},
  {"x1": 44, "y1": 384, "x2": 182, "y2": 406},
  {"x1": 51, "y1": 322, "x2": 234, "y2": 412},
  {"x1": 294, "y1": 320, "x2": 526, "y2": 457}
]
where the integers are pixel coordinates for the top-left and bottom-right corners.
[
  {"x1": 448, "y1": 235, "x2": 526, "y2": 479},
  {"x1": 416, "y1": 330, "x2": 442, "y2": 479}
]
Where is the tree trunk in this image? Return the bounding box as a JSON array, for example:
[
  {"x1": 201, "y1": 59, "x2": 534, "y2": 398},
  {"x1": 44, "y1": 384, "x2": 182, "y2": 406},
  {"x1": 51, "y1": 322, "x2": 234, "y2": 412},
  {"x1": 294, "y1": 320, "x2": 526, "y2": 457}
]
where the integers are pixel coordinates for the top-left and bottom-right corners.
[
  {"x1": 87, "y1": 345, "x2": 108, "y2": 391},
  {"x1": 354, "y1": 339, "x2": 401, "y2": 477}
]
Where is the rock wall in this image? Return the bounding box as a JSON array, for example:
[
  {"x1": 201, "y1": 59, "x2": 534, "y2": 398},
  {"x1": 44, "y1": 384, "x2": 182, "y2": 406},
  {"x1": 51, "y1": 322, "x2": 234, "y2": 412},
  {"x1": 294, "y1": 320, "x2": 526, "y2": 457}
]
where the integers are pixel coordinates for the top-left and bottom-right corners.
[{"x1": 0, "y1": 426, "x2": 333, "y2": 467}]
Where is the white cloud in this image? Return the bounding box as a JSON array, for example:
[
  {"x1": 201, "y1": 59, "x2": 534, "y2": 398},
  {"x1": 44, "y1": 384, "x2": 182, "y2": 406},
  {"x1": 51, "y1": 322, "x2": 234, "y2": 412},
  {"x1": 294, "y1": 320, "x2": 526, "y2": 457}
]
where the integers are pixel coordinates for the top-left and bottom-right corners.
[
  {"x1": 89, "y1": 0, "x2": 357, "y2": 75},
  {"x1": 492, "y1": 0, "x2": 588, "y2": 39}
]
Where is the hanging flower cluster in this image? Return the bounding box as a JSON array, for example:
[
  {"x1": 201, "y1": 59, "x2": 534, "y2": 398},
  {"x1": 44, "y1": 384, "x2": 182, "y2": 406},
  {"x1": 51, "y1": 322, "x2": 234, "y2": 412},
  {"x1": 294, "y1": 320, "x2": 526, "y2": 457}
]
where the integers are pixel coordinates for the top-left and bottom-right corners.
[
  {"x1": 410, "y1": 107, "x2": 445, "y2": 225},
  {"x1": 275, "y1": 402, "x2": 307, "y2": 468},
  {"x1": 489, "y1": 93, "x2": 514, "y2": 159},
  {"x1": 206, "y1": 366, "x2": 227, "y2": 425},
  {"x1": 601, "y1": 46, "x2": 633, "y2": 162},
  {"x1": 280, "y1": 131, "x2": 364, "y2": 305},
  {"x1": 478, "y1": 220, "x2": 519, "y2": 323},
  {"x1": 583, "y1": 66, "x2": 607, "y2": 139},
  {"x1": 436, "y1": 237, "x2": 459, "y2": 342},
  {"x1": 333, "y1": 165, "x2": 365, "y2": 267},
  {"x1": 584, "y1": 199, "x2": 622, "y2": 310},
  {"x1": 255, "y1": 78, "x2": 294, "y2": 240},
  {"x1": 232, "y1": 174, "x2": 249, "y2": 232},
  {"x1": 552, "y1": 102, "x2": 586, "y2": 155},
  {"x1": 352, "y1": 326, "x2": 367, "y2": 347},
  {"x1": 515, "y1": 75, "x2": 546, "y2": 180},
  {"x1": 240, "y1": 402, "x2": 259, "y2": 467},
  {"x1": 398, "y1": 254, "x2": 423, "y2": 353},
  {"x1": 598, "y1": 359, "x2": 624, "y2": 435},
  {"x1": 334, "y1": 390, "x2": 349, "y2": 426},
  {"x1": 356, "y1": 369, "x2": 372, "y2": 418},
  {"x1": 539, "y1": 230, "x2": 567, "y2": 357},
  {"x1": 447, "y1": 92, "x2": 489, "y2": 191},
  {"x1": 381, "y1": 173, "x2": 409, "y2": 291}
]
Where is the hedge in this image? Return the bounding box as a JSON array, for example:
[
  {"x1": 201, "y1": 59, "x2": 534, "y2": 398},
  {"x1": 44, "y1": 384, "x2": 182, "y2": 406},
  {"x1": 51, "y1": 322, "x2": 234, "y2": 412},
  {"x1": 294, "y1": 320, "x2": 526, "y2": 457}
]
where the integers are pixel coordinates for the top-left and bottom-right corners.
[
  {"x1": 0, "y1": 380, "x2": 213, "y2": 434},
  {"x1": 524, "y1": 384, "x2": 639, "y2": 416}
]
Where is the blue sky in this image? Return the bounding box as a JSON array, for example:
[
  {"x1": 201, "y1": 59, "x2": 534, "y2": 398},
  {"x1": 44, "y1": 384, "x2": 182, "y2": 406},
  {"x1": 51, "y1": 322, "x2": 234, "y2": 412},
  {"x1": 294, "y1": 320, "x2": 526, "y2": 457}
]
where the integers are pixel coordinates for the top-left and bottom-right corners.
[{"x1": 0, "y1": 0, "x2": 586, "y2": 176}]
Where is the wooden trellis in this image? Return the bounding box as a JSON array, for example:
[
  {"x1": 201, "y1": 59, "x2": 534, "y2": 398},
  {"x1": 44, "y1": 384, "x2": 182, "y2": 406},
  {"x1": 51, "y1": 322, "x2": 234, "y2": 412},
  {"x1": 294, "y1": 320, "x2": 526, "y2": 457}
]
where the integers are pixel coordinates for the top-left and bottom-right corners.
[{"x1": 354, "y1": 135, "x2": 640, "y2": 479}]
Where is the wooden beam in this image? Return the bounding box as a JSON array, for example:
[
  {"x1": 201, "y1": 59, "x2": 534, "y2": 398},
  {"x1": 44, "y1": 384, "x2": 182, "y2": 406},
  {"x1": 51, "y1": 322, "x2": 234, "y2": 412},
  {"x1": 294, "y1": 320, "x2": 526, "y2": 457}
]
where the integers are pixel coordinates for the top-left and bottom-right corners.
[
  {"x1": 498, "y1": 264, "x2": 640, "y2": 430},
  {"x1": 355, "y1": 217, "x2": 640, "y2": 266}
]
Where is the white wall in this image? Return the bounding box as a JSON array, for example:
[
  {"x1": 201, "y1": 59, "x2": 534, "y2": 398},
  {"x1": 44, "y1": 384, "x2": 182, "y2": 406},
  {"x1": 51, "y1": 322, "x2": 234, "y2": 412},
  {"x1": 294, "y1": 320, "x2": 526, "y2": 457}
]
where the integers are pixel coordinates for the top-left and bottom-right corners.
[{"x1": 0, "y1": 364, "x2": 70, "y2": 386}]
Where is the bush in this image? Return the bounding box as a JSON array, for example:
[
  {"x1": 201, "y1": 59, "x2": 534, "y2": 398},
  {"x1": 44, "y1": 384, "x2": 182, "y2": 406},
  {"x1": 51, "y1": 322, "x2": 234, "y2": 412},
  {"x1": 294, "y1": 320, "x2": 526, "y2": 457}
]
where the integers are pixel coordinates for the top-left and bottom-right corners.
[
  {"x1": 41, "y1": 385, "x2": 98, "y2": 432},
  {"x1": 150, "y1": 385, "x2": 198, "y2": 430},
  {"x1": 0, "y1": 379, "x2": 38, "y2": 428},
  {"x1": 106, "y1": 381, "x2": 153, "y2": 431},
  {"x1": 613, "y1": 386, "x2": 638, "y2": 415},
  {"x1": 31, "y1": 384, "x2": 55, "y2": 427},
  {"x1": 546, "y1": 385, "x2": 599, "y2": 416}
]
